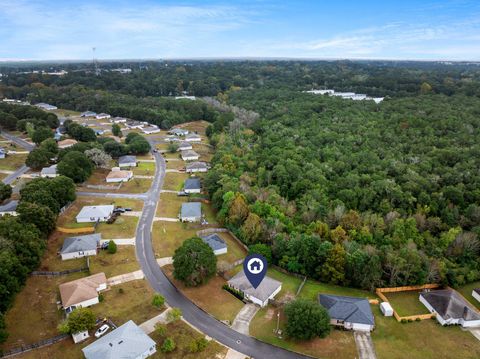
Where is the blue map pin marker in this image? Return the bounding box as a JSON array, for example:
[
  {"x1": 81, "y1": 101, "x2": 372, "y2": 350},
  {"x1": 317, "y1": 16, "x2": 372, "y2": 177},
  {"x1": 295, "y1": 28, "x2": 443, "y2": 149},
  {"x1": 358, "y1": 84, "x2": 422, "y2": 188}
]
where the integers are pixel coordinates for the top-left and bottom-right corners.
[{"x1": 243, "y1": 254, "x2": 268, "y2": 289}]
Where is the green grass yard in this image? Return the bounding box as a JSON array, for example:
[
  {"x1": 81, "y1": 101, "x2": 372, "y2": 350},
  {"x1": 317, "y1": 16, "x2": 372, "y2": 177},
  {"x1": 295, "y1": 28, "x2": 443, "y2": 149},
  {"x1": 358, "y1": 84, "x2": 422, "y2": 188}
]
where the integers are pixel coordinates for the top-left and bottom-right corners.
[
  {"x1": 383, "y1": 290, "x2": 431, "y2": 317},
  {"x1": 163, "y1": 172, "x2": 190, "y2": 191},
  {"x1": 96, "y1": 216, "x2": 139, "y2": 239},
  {"x1": 133, "y1": 161, "x2": 156, "y2": 175},
  {"x1": 156, "y1": 193, "x2": 187, "y2": 218},
  {"x1": 299, "y1": 279, "x2": 375, "y2": 301},
  {"x1": 0, "y1": 153, "x2": 28, "y2": 171},
  {"x1": 457, "y1": 281, "x2": 480, "y2": 309},
  {"x1": 88, "y1": 246, "x2": 140, "y2": 278},
  {"x1": 152, "y1": 221, "x2": 199, "y2": 257}
]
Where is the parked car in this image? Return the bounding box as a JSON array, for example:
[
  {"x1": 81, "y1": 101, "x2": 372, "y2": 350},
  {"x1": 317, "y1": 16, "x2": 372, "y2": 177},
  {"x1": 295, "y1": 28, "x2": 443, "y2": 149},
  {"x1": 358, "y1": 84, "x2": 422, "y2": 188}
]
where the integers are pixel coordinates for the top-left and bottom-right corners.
[
  {"x1": 124, "y1": 208, "x2": 132, "y2": 212},
  {"x1": 113, "y1": 207, "x2": 125, "y2": 213},
  {"x1": 95, "y1": 324, "x2": 110, "y2": 338},
  {"x1": 153, "y1": 149, "x2": 158, "y2": 153},
  {"x1": 177, "y1": 191, "x2": 188, "y2": 197},
  {"x1": 100, "y1": 241, "x2": 110, "y2": 250}
]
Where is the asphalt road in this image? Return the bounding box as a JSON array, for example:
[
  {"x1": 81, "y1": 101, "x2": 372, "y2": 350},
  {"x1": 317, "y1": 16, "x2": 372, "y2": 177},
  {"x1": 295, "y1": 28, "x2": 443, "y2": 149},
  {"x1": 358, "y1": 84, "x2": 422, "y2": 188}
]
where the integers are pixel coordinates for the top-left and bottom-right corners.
[
  {"x1": 135, "y1": 146, "x2": 311, "y2": 359},
  {"x1": 1, "y1": 131, "x2": 33, "y2": 185}
]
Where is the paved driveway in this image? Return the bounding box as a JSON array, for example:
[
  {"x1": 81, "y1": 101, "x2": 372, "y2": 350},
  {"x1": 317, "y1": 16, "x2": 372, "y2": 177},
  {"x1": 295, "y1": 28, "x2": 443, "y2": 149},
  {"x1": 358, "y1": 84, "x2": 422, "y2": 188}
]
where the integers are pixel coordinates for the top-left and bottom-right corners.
[
  {"x1": 354, "y1": 331, "x2": 377, "y2": 359},
  {"x1": 231, "y1": 304, "x2": 260, "y2": 335}
]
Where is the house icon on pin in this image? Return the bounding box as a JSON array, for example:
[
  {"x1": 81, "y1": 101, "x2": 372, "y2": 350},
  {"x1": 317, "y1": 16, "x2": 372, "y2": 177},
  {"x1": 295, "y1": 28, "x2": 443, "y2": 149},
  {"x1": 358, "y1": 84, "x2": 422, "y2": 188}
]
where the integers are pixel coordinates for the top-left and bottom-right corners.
[{"x1": 249, "y1": 260, "x2": 262, "y2": 273}]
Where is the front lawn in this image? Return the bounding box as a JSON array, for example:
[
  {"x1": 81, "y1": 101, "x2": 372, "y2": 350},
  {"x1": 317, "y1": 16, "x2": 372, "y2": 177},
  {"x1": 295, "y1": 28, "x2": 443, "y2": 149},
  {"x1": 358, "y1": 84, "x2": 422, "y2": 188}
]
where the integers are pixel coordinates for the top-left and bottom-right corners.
[
  {"x1": 163, "y1": 172, "x2": 190, "y2": 191},
  {"x1": 133, "y1": 161, "x2": 156, "y2": 175},
  {"x1": 88, "y1": 246, "x2": 139, "y2": 278},
  {"x1": 156, "y1": 193, "x2": 187, "y2": 218},
  {"x1": 152, "y1": 222, "x2": 199, "y2": 257},
  {"x1": 251, "y1": 306, "x2": 357, "y2": 359},
  {"x1": 372, "y1": 306, "x2": 480, "y2": 359},
  {"x1": 165, "y1": 158, "x2": 185, "y2": 170},
  {"x1": 383, "y1": 290, "x2": 431, "y2": 317},
  {"x1": 96, "y1": 216, "x2": 139, "y2": 239},
  {"x1": 150, "y1": 320, "x2": 227, "y2": 359},
  {"x1": 163, "y1": 265, "x2": 244, "y2": 323},
  {"x1": 118, "y1": 178, "x2": 152, "y2": 193},
  {"x1": 0, "y1": 154, "x2": 28, "y2": 171}
]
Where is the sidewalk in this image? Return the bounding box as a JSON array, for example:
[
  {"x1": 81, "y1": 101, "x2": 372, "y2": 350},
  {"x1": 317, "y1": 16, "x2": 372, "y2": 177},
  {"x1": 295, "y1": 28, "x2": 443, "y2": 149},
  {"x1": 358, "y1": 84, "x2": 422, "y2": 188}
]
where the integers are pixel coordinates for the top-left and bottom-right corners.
[
  {"x1": 100, "y1": 238, "x2": 136, "y2": 245},
  {"x1": 157, "y1": 257, "x2": 173, "y2": 267},
  {"x1": 139, "y1": 307, "x2": 173, "y2": 334},
  {"x1": 154, "y1": 217, "x2": 179, "y2": 222}
]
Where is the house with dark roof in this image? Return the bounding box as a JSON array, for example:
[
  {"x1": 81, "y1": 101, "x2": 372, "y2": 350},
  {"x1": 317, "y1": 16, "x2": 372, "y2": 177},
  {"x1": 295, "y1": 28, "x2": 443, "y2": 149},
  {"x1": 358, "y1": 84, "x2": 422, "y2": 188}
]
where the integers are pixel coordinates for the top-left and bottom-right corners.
[
  {"x1": 118, "y1": 155, "x2": 137, "y2": 167},
  {"x1": 82, "y1": 320, "x2": 156, "y2": 359},
  {"x1": 177, "y1": 141, "x2": 192, "y2": 151},
  {"x1": 228, "y1": 270, "x2": 282, "y2": 307},
  {"x1": 181, "y1": 149, "x2": 199, "y2": 161},
  {"x1": 473, "y1": 288, "x2": 480, "y2": 303},
  {"x1": 420, "y1": 289, "x2": 480, "y2": 328},
  {"x1": 60, "y1": 233, "x2": 101, "y2": 260},
  {"x1": 185, "y1": 133, "x2": 202, "y2": 142},
  {"x1": 184, "y1": 177, "x2": 201, "y2": 194},
  {"x1": 80, "y1": 111, "x2": 97, "y2": 117},
  {"x1": 319, "y1": 294, "x2": 375, "y2": 332},
  {"x1": 201, "y1": 233, "x2": 227, "y2": 255}
]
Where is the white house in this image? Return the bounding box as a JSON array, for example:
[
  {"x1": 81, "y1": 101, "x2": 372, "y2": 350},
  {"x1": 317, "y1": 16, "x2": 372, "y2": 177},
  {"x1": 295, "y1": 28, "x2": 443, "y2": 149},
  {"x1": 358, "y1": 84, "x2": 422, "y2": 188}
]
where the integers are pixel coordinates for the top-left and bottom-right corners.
[
  {"x1": 175, "y1": 95, "x2": 196, "y2": 100},
  {"x1": 60, "y1": 233, "x2": 101, "y2": 260},
  {"x1": 118, "y1": 155, "x2": 137, "y2": 168},
  {"x1": 110, "y1": 116, "x2": 128, "y2": 124},
  {"x1": 473, "y1": 289, "x2": 480, "y2": 303},
  {"x1": 142, "y1": 126, "x2": 160, "y2": 135},
  {"x1": 169, "y1": 128, "x2": 189, "y2": 136},
  {"x1": 420, "y1": 289, "x2": 480, "y2": 328},
  {"x1": 180, "y1": 202, "x2": 202, "y2": 222},
  {"x1": 59, "y1": 272, "x2": 107, "y2": 313},
  {"x1": 319, "y1": 294, "x2": 375, "y2": 332},
  {"x1": 186, "y1": 161, "x2": 208, "y2": 173},
  {"x1": 181, "y1": 149, "x2": 199, "y2": 161},
  {"x1": 201, "y1": 233, "x2": 227, "y2": 255},
  {"x1": 95, "y1": 113, "x2": 111, "y2": 120},
  {"x1": 184, "y1": 177, "x2": 201, "y2": 194},
  {"x1": 76, "y1": 205, "x2": 114, "y2": 223},
  {"x1": 185, "y1": 133, "x2": 202, "y2": 142},
  {"x1": 0, "y1": 148, "x2": 6, "y2": 159},
  {"x1": 228, "y1": 270, "x2": 282, "y2": 307},
  {"x1": 80, "y1": 111, "x2": 97, "y2": 118},
  {"x1": 177, "y1": 141, "x2": 192, "y2": 151},
  {"x1": 106, "y1": 169, "x2": 133, "y2": 183},
  {"x1": 380, "y1": 302, "x2": 394, "y2": 316},
  {"x1": 125, "y1": 120, "x2": 147, "y2": 129},
  {"x1": 35, "y1": 102, "x2": 58, "y2": 110},
  {"x1": 40, "y1": 164, "x2": 58, "y2": 178},
  {"x1": 82, "y1": 320, "x2": 156, "y2": 359}
]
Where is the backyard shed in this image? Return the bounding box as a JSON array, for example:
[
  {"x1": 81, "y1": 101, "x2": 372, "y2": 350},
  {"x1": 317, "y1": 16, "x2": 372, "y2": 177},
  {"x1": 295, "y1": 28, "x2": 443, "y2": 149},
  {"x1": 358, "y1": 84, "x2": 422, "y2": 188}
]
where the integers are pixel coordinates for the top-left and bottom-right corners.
[{"x1": 380, "y1": 302, "x2": 394, "y2": 316}]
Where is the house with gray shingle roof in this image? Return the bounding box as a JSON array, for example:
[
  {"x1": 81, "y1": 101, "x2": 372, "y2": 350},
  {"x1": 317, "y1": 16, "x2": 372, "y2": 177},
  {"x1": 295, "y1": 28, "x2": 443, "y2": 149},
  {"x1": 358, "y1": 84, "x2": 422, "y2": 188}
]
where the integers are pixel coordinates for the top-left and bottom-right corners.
[
  {"x1": 82, "y1": 320, "x2": 156, "y2": 359},
  {"x1": 420, "y1": 289, "x2": 480, "y2": 328},
  {"x1": 228, "y1": 270, "x2": 282, "y2": 307},
  {"x1": 184, "y1": 178, "x2": 201, "y2": 194},
  {"x1": 60, "y1": 233, "x2": 101, "y2": 260},
  {"x1": 180, "y1": 202, "x2": 202, "y2": 222},
  {"x1": 169, "y1": 128, "x2": 189, "y2": 136},
  {"x1": 118, "y1": 155, "x2": 137, "y2": 167},
  {"x1": 185, "y1": 161, "x2": 208, "y2": 173},
  {"x1": 201, "y1": 233, "x2": 227, "y2": 255},
  {"x1": 76, "y1": 205, "x2": 114, "y2": 223},
  {"x1": 181, "y1": 149, "x2": 199, "y2": 161},
  {"x1": 177, "y1": 141, "x2": 192, "y2": 151},
  {"x1": 319, "y1": 294, "x2": 375, "y2": 331},
  {"x1": 40, "y1": 164, "x2": 58, "y2": 178},
  {"x1": 185, "y1": 133, "x2": 201, "y2": 142}
]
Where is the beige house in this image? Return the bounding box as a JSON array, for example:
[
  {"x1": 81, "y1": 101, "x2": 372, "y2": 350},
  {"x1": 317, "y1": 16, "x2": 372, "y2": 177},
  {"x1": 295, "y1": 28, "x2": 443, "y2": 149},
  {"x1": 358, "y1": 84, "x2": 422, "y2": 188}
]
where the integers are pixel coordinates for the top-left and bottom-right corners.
[
  {"x1": 58, "y1": 139, "x2": 78, "y2": 149},
  {"x1": 106, "y1": 168, "x2": 133, "y2": 183},
  {"x1": 59, "y1": 272, "x2": 107, "y2": 313}
]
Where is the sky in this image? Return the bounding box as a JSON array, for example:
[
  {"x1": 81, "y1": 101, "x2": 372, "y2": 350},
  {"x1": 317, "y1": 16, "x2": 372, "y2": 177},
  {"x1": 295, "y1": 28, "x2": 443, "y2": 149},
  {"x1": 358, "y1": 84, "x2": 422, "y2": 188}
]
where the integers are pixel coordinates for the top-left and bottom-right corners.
[{"x1": 1, "y1": 0, "x2": 480, "y2": 61}]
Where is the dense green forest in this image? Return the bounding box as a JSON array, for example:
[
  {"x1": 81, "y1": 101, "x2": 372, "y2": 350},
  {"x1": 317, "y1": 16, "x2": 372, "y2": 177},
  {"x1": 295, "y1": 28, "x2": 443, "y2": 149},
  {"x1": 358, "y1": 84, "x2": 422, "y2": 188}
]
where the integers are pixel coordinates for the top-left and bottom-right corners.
[{"x1": 205, "y1": 90, "x2": 480, "y2": 290}]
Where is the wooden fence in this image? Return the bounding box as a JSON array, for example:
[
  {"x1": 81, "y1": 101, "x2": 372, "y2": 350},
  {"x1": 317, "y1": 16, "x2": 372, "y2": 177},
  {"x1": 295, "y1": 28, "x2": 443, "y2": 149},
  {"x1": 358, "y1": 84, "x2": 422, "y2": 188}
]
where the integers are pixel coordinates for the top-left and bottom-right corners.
[
  {"x1": 57, "y1": 226, "x2": 95, "y2": 234},
  {"x1": 31, "y1": 266, "x2": 89, "y2": 277},
  {"x1": 0, "y1": 334, "x2": 69, "y2": 358},
  {"x1": 376, "y1": 284, "x2": 440, "y2": 322}
]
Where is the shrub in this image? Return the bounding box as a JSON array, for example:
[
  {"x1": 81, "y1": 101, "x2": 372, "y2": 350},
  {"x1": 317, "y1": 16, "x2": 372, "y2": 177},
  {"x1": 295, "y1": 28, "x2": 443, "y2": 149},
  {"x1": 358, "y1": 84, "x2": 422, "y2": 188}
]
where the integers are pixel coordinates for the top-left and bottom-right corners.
[
  {"x1": 401, "y1": 319, "x2": 407, "y2": 323},
  {"x1": 118, "y1": 288, "x2": 124, "y2": 294},
  {"x1": 161, "y1": 337, "x2": 176, "y2": 353},
  {"x1": 415, "y1": 317, "x2": 421, "y2": 321},
  {"x1": 222, "y1": 284, "x2": 244, "y2": 301},
  {"x1": 152, "y1": 294, "x2": 165, "y2": 308},
  {"x1": 196, "y1": 338, "x2": 209, "y2": 351},
  {"x1": 98, "y1": 293, "x2": 104, "y2": 302},
  {"x1": 155, "y1": 323, "x2": 167, "y2": 336},
  {"x1": 284, "y1": 298, "x2": 331, "y2": 340},
  {"x1": 107, "y1": 240, "x2": 117, "y2": 254},
  {"x1": 188, "y1": 340, "x2": 199, "y2": 353},
  {"x1": 167, "y1": 307, "x2": 182, "y2": 322}
]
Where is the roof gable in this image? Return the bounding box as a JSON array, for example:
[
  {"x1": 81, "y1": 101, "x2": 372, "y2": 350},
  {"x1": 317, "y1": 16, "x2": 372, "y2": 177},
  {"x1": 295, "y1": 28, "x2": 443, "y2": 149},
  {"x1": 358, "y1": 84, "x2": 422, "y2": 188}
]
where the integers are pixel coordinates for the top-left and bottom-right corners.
[
  {"x1": 319, "y1": 294, "x2": 374, "y2": 325},
  {"x1": 61, "y1": 233, "x2": 101, "y2": 254}
]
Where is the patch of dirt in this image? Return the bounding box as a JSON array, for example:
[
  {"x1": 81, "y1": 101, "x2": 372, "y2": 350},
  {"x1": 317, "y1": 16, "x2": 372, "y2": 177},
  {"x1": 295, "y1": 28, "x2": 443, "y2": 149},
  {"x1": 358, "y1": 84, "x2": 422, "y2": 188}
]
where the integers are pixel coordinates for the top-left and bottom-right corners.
[{"x1": 265, "y1": 308, "x2": 275, "y2": 320}]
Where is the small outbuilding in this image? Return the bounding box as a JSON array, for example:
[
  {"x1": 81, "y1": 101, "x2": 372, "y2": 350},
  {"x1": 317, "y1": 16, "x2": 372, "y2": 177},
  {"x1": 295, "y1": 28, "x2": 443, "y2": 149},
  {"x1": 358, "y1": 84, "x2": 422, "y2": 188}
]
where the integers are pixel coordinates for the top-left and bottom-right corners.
[
  {"x1": 0, "y1": 148, "x2": 5, "y2": 159},
  {"x1": 380, "y1": 302, "x2": 394, "y2": 316},
  {"x1": 473, "y1": 288, "x2": 480, "y2": 303},
  {"x1": 180, "y1": 202, "x2": 202, "y2": 222},
  {"x1": 60, "y1": 233, "x2": 101, "y2": 260},
  {"x1": 72, "y1": 330, "x2": 89, "y2": 344},
  {"x1": 201, "y1": 233, "x2": 227, "y2": 255}
]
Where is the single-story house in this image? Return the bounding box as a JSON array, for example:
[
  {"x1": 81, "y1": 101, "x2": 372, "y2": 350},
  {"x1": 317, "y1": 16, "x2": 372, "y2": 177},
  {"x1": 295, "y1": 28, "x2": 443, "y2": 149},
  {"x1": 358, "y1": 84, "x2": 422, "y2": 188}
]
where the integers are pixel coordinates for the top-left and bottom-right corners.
[
  {"x1": 60, "y1": 233, "x2": 101, "y2": 260},
  {"x1": 180, "y1": 202, "x2": 202, "y2": 222},
  {"x1": 57, "y1": 139, "x2": 78, "y2": 149},
  {"x1": 142, "y1": 126, "x2": 160, "y2": 135},
  {"x1": 169, "y1": 128, "x2": 189, "y2": 136},
  {"x1": 0, "y1": 148, "x2": 6, "y2": 159},
  {"x1": 164, "y1": 136, "x2": 180, "y2": 142},
  {"x1": 95, "y1": 113, "x2": 111, "y2": 120},
  {"x1": 40, "y1": 164, "x2": 58, "y2": 178},
  {"x1": 80, "y1": 111, "x2": 97, "y2": 117},
  {"x1": 201, "y1": 233, "x2": 227, "y2": 255},
  {"x1": 185, "y1": 133, "x2": 202, "y2": 142},
  {"x1": 106, "y1": 169, "x2": 133, "y2": 183},
  {"x1": 473, "y1": 288, "x2": 480, "y2": 303},
  {"x1": 175, "y1": 95, "x2": 196, "y2": 100},
  {"x1": 118, "y1": 155, "x2": 137, "y2": 168},
  {"x1": 186, "y1": 161, "x2": 208, "y2": 173},
  {"x1": 76, "y1": 205, "x2": 114, "y2": 223},
  {"x1": 82, "y1": 320, "x2": 156, "y2": 359},
  {"x1": 181, "y1": 149, "x2": 199, "y2": 161},
  {"x1": 319, "y1": 294, "x2": 375, "y2": 332},
  {"x1": 177, "y1": 141, "x2": 192, "y2": 151},
  {"x1": 184, "y1": 177, "x2": 201, "y2": 194},
  {"x1": 228, "y1": 270, "x2": 282, "y2": 307},
  {"x1": 0, "y1": 200, "x2": 18, "y2": 216},
  {"x1": 420, "y1": 289, "x2": 480, "y2": 328},
  {"x1": 59, "y1": 272, "x2": 107, "y2": 313},
  {"x1": 110, "y1": 116, "x2": 128, "y2": 124},
  {"x1": 35, "y1": 102, "x2": 57, "y2": 110},
  {"x1": 125, "y1": 120, "x2": 147, "y2": 129},
  {"x1": 380, "y1": 302, "x2": 394, "y2": 316}
]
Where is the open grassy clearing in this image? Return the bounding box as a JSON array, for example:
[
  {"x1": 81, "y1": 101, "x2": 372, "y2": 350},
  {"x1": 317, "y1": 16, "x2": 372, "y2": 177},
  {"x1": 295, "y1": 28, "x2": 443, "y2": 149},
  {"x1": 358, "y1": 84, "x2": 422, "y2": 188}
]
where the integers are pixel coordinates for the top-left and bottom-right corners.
[
  {"x1": 457, "y1": 281, "x2": 480, "y2": 309},
  {"x1": 156, "y1": 193, "x2": 187, "y2": 217},
  {"x1": 2, "y1": 272, "x2": 87, "y2": 350},
  {"x1": 150, "y1": 320, "x2": 227, "y2": 359},
  {"x1": 132, "y1": 161, "x2": 155, "y2": 175},
  {"x1": 202, "y1": 201, "x2": 217, "y2": 224},
  {"x1": 163, "y1": 265, "x2": 244, "y2": 323},
  {"x1": 163, "y1": 172, "x2": 190, "y2": 191},
  {"x1": 152, "y1": 221, "x2": 199, "y2": 257},
  {"x1": 96, "y1": 216, "x2": 139, "y2": 239},
  {"x1": 57, "y1": 196, "x2": 143, "y2": 228},
  {"x1": 89, "y1": 246, "x2": 139, "y2": 278},
  {"x1": 251, "y1": 306, "x2": 357, "y2": 359},
  {"x1": 384, "y1": 290, "x2": 431, "y2": 317},
  {"x1": 51, "y1": 108, "x2": 81, "y2": 117},
  {"x1": 0, "y1": 154, "x2": 28, "y2": 171},
  {"x1": 178, "y1": 121, "x2": 210, "y2": 136},
  {"x1": 372, "y1": 305, "x2": 480, "y2": 359}
]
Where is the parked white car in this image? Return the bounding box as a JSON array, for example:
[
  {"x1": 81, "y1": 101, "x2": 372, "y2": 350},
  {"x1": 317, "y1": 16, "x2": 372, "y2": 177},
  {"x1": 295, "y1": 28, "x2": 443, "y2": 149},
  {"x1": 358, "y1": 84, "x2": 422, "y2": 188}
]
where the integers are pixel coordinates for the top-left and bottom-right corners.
[{"x1": 94, "y1": 324, "x2": 110, "y2": 338}]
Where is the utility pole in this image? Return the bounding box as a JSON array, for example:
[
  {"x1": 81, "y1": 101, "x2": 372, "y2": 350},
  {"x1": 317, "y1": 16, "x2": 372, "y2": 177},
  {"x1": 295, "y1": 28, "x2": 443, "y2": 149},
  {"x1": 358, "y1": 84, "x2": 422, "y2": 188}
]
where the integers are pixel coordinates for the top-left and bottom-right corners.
[{"x1": 275, "y1": 311, "x2": 280, "y2": 334}]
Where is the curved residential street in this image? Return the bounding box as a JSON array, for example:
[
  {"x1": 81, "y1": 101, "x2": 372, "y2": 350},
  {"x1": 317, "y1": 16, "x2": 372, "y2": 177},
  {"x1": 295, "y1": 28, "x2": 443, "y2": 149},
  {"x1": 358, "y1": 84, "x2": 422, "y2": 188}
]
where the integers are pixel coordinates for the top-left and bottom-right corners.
[
  {"x1": 1, "y1": 131, "x2": 33, "y2": 185},
  {"x1": 135, "y1": 143, "x2": 311, "y2": 359}
]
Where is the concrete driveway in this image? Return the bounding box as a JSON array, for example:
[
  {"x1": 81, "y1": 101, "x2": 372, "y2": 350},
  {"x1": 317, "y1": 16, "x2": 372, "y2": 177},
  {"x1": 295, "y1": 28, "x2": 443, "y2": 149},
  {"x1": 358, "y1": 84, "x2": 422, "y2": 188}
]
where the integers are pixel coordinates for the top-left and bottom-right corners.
[
  {"x1": 107, "y1": 270, "x2": 144, "y2": 286},
  {"x1": 354, "y1": 331, "x2": 377, "y2": 359},
  {"x1": 231, "y1": 304, "x2": 260, "y2": 335}
]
